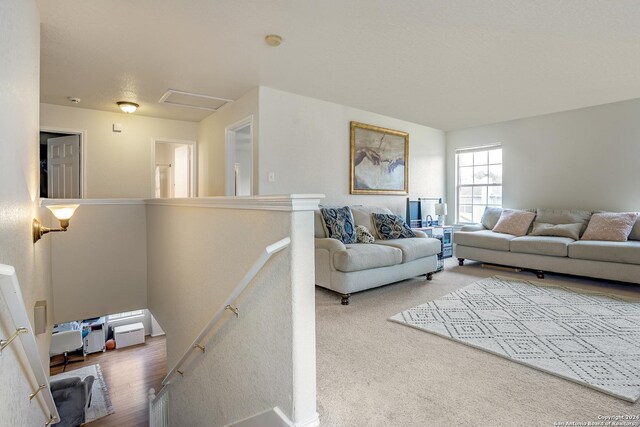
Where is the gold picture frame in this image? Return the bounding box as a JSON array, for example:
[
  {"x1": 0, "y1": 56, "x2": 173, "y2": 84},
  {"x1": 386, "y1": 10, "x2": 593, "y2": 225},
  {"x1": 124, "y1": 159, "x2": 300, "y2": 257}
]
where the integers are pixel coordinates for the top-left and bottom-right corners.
[{"x1": 350, "y1": 121, "x2": 409, "y2": 195}]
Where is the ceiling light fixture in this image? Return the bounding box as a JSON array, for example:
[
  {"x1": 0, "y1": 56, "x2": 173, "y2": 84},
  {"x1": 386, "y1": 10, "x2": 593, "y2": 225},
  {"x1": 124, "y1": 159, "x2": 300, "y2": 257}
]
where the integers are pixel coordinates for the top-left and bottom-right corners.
[
  {"x1": 117, "y1": 101, "x2": 139, "y2": 113},
  {"x1": 265, "y1": 34, "x2": 283, "y2": 47}
]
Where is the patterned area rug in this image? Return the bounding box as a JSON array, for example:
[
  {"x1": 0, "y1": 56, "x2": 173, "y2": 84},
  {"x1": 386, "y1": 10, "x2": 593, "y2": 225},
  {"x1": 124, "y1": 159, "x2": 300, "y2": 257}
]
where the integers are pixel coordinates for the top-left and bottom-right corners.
[
  {"x1": 51, "y1": 364, "x2": 115, "y2": 423},
  {"x1": 390, "y1": 276, "x2": 640, "y2": 402}
]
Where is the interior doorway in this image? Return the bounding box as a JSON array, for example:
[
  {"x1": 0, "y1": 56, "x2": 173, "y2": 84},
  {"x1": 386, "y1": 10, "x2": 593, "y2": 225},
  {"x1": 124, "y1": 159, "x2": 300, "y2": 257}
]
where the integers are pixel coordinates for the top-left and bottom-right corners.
[
  {"x1": 153, "y1": 139, "x2": 197, "y2": 198},
  {"x1": 225, "y1": 116, "x2": 253, "y2": 196},
  {"x1": 39, "y1": 129, "x2": 84, "y2": 199}
]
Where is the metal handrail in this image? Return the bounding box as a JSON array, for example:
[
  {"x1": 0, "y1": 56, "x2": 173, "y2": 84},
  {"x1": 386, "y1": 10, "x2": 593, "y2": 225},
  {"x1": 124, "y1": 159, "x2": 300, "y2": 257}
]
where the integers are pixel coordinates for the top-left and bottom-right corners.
[
  {"x1": 0, "y1": 264, "x2": 61, "y2": 426},
  {"x1": 153, "y1": 237, "x2": 291, "y2": 401}
]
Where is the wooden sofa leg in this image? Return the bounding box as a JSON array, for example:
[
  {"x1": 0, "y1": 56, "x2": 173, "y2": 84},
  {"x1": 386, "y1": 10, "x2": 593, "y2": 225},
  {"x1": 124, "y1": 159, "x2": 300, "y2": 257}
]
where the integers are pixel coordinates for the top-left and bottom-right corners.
[
  {"x1": 536, "y1": 270, "x2": 545, "y2": 279},
  {"x1": 426, "y1": 272, "x2": 433, "y2": 281},
  {"x1": 341, "y1": 294, "x2": 351, "y2": 305},
  {"x1": 458, "y1": 258, "x2": 465, "y2": 266}
]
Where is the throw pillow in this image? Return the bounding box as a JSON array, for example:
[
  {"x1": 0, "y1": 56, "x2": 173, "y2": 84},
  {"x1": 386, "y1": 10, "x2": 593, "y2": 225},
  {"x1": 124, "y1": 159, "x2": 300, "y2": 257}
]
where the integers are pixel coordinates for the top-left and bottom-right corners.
[
  {"x1": 529, "y1": 222, "x2": 582, "y2": 240},
  {"x1": 320, "y1": 206, "x2": 357, "y2": 244},
  {"x1": 371, "y1": 213, "x2": 416, "y2": 240},
  {"x1": 481, "y1": 207, "x2": 503, "y2": 230},
  {"x1": 492, "y1": 209, "x2": 536, "y2": 237},
  {"x1": 356, "y1": 225, "x2": 375, "y2": 244},
  {"x1": 581, "y1": 212, "x2": 639, "y2": 242}
]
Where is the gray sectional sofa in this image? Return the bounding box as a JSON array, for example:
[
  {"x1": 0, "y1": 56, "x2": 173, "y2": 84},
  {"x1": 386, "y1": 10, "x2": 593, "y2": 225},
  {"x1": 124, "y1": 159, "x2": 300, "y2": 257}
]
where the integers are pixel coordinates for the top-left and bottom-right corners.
[
  {"x1": 314, "y1": 206, "x2": 441, "y2": 304},
  {"x1": 454, "y1": 208, "x2": 640, "y2": 284}
]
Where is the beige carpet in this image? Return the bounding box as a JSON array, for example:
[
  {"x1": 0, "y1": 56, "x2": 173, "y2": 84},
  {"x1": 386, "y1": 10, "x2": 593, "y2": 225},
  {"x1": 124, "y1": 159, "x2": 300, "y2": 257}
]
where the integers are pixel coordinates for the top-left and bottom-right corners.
[{"x1": 315, "y1": 258, "x2": 640, "y2": 427}]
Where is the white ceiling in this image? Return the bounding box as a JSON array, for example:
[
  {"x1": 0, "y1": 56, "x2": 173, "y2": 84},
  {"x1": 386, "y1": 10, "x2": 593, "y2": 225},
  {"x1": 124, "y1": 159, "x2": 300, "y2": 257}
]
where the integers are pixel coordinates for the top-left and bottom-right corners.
[{"x1": 36, "y1": 0, "x2": 640, "y2": 130}]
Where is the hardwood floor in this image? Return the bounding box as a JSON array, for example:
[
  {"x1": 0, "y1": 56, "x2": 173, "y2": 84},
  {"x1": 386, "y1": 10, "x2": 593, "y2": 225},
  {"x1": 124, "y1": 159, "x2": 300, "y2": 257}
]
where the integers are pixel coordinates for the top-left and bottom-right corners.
[{"x1": 50, "y1": 335, "x2": 167, "y2": 427}]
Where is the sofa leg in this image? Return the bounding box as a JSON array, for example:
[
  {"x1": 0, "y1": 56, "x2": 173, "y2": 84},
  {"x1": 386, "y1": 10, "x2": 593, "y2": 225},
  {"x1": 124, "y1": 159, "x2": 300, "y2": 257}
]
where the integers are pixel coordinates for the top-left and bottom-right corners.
[
  {"x1": 426, "y1": 272, "x2": 433, "y2": 281},
  {"x1": 536, "y1": 270, "x2": 545, "y2": 279},
  {"x1": 458, "y1": 258, "x2": 465, "y2": 266},
  {"x1": 341, "y1": 294, "x2": 351, "y2": 305}
]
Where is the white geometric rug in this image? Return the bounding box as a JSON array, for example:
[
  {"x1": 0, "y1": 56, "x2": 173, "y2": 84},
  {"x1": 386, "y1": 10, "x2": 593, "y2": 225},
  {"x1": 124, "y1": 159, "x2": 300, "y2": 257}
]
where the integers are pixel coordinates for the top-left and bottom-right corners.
[
  {"x1": 390, "y1": 276, "x2": 640, "y2": 402},
  {"x1": 51, "y1": 364, "x2": 115, "y2": 423}
]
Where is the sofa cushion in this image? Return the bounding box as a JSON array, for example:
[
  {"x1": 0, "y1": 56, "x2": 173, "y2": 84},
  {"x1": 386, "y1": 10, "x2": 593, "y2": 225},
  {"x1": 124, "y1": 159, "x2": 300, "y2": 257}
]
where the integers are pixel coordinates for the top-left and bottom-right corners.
[
  {"x1": 371, "y1": 213, "x2": 416, "y2": 240},
  {"x1": 333, "y1": 244, "x2": 402, "y2": 272},
  {"x1": 320, "y1": 206, "x2": 357, "y2": 244},
  {"x1": 351, "y1": 206, "x2": 393, "y2": 237},
  {"x1": 356, "y1": 225, "x2": 375, "y2": 243},
  {"x1": 375, "y1": 237, "x2": 441, "y2": 263},
  {"x1": 581, "y1": 212, "x2": 639, "y2": 242},
  {"x1": 630, "y1": 215, "x2": 640, "y2": 241},
  {"x1": 529, "y1": 222, "x2": 582, "y2": 240},
  {"x1": 314, "y1": 210, "x2": 326, "y2": 238},
  {"x1": 568, "y1": 240, "x2": 640, "y2": 265},
  {"x1": 493, "y1": 209, "x2": 536, "y2": 237},
  {"x1": 510, "y1": 236, "x2": 574, "y2": 257},
  {"x1": 536, "y1": 208, "x2": 592, "y2": 234},
  {"x1": 481, "y1": 207, "x2": 503, "y2": 230},
  {"x1": 453, "y1": 230, "x2": 516, "y2": 252}
]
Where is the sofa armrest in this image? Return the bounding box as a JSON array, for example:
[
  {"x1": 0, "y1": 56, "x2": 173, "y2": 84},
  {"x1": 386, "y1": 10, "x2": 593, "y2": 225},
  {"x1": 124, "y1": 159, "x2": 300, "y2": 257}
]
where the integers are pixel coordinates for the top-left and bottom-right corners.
[
  {"x1": 460, "y1": 224, "x2": 486, "y2": 232},
  {"x1": 413, "y1": 230, "x2": 428, "y2": 238},
  {"x1": 315, "y1": 238, "x2": 346, "y2": 252}
]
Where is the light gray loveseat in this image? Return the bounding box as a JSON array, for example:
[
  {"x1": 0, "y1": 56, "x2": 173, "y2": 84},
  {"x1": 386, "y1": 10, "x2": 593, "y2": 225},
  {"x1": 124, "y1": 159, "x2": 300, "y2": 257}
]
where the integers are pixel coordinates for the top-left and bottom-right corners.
[
  {"x1": 314, "y1": 206, "x2": 441, "y2": 304},
  {"x1": 454, "y1": 208, "x2": 640, "y2": 284}
]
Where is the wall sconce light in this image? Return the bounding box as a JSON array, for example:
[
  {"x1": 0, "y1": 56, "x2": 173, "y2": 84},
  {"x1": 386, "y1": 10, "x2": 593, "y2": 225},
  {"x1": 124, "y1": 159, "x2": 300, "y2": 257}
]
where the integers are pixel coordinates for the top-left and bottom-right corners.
[
  {"x1": 117, "y1": 101, "x2": 139, "y2": 113},
  {"x1": 33, "y1": 204, "x2": 79, "y2": 243}
]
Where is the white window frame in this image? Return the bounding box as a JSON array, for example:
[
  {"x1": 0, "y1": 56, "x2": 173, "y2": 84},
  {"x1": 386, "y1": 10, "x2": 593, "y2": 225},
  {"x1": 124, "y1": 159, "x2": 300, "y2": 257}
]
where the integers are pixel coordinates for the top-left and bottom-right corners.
[{"x1": 456, "y1": 144, "x2": 502, "y2": 224}]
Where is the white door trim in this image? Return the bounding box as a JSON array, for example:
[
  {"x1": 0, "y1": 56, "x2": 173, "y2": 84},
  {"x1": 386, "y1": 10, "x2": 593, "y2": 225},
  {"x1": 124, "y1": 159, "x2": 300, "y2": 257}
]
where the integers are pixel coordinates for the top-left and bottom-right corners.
[
  {"x1": 225, "y1": 115, "x2": 254, "y2": 196},
  {"x1": 151, "y1": 138, "x2": 198, "y2": 198},
  {"x1": 40, "y1": 126, "x2": 87, "y2": 198}
]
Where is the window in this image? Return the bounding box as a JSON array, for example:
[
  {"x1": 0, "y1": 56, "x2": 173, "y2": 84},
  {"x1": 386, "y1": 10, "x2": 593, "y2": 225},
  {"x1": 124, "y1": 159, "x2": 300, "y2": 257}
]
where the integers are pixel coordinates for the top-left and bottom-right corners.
[
  {"x1": 108, "y1": 310, "x2": 144, "y2": 320},
  {"x1": 456, "y1": 145, "x2": 502, "y2": 223}
]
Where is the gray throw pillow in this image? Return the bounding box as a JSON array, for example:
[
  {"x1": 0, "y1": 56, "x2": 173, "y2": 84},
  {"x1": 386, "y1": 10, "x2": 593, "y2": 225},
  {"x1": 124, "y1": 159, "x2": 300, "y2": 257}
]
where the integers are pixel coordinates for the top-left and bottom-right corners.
[
  {"x1": 320, "y1": 206, "x2": 357, "y2": 244},
  {"x1": 371, "y1": 213, "x2": 416, "y2": 240},
  {"x1": 481, "y1": 207, "x2": 503, "y2": 230},
  {"x1": 529, "y1": 222, "x2": 582, "y2": 240}
]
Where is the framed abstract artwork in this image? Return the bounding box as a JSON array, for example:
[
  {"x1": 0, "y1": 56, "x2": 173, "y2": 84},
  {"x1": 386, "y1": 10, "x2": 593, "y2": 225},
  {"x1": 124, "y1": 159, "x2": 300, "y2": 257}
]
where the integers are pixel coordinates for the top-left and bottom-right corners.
[{"x1": 350, "y1": 121, "x2": 409, "y2": 195}]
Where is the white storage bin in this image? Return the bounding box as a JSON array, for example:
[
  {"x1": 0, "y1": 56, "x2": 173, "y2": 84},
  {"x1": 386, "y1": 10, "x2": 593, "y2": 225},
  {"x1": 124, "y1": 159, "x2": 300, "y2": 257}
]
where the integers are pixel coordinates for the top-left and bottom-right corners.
[{"x1": 114, "y1": 322, "x2": 145, "y2": 349}]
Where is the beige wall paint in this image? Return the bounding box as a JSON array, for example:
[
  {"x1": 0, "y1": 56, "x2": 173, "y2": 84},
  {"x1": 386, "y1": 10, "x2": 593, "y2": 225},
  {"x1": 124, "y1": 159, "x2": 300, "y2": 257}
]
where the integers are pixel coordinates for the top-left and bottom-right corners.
[
  {"x1": 446, "y1": 98, "x2": 640, "y2": 221},
  {"x1": 146, "y1": 201, "x2": 318, "y2": 425},
  {"x1": 50, "y1": 202, "x2": 147, "y2": 323},
  {"x1": 197, "y1": 87, "x2": 259, "y2": 196},
  {"x1": 0, "y1": 2, "x2": 53, "y2": 426},
  {"x1": 40, "y1": 103, "x2": 198, "y2": 198},
  {"x1": 258, "y1": 87, "x2": 446, "y2": 216}
]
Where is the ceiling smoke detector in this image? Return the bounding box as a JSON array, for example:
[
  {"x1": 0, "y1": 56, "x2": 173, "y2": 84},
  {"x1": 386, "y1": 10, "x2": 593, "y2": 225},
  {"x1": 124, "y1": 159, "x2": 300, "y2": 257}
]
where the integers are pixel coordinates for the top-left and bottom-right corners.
[
  {"x1": 67, "y1": 97, "x2": 81, "y2": 103},
  {"x1": 265, "y1": 34, "x2": 283, "y2": 47}
]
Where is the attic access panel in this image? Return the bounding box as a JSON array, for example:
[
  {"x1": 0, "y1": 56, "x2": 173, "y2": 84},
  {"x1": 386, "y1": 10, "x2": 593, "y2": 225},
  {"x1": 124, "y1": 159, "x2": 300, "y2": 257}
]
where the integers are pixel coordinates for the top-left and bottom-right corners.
[{"x1": 159, "y1": 89, "x2": 233, "y2": 111}]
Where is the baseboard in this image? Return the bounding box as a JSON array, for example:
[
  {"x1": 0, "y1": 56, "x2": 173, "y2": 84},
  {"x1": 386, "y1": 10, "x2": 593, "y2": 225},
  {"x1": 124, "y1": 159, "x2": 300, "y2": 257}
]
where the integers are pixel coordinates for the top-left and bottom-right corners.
[
  {"x1": 273, "y1": 408, "x2": 320, "y2": 427},
  {"x1": 226, "y1": 407, "x2": 319, "y2": 427}
]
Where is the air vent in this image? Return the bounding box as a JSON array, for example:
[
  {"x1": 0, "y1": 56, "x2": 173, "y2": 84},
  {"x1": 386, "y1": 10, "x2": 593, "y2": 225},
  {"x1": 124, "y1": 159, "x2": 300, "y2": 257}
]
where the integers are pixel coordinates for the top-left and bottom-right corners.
[{"x1": 159, "y1": 89, "x2": 233, "y2": 111}]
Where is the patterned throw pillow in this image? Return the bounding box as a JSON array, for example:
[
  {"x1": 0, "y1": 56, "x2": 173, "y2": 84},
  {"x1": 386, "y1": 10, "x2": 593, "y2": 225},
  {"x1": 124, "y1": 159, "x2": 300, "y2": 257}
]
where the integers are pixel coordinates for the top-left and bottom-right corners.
[
  {"x1": 581, "y1": 212, "x2": 639, "y2": 242},
  {"x1": 492, "y1": 209, "x2": 536, "y2": 237},
  {"x1": 356, "y1": 225, "x2": 375, "y2": 244},
  {"x1": 371, "y1": 213, "x2": 416, "y2": 240},
  {"x1": 320, "y1": 206, "x2": 357, "y2": 243}
]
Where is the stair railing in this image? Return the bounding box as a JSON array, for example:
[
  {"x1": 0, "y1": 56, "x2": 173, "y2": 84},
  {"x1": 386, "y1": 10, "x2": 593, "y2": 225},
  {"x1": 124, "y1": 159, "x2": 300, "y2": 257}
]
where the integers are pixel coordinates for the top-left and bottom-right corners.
[
  {"x1": 148, "y1": 237, "x2": 291, "y2": 426},
  {"x1": 0, "y1": 264, "x2": 61, "y2": 426}
]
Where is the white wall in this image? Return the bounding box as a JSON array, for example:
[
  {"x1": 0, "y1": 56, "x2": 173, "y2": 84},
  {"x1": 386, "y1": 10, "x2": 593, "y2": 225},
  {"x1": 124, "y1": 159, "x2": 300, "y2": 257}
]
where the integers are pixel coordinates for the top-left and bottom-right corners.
[
  {"x1": 0, "y1": 2, "x2": 52, "y2": 426},
  {"x1": 446, "y1": 98, "x2": 640, "y2": 220},
  {"x1": 258, "y1": 87, "x2": 446, "y2": 216},
  {"x1": 50, "y1": 201, "x2": 147, "y2": 324},
  {"x1": 146, "y1": 197, "x2": 319, "y2": 426},
  {"x1": 197, "y1": 88, "x2": 259, "y2": 196},
  {"x1": 40, "y1": 104, "x2": 198, "y2": 198}
]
